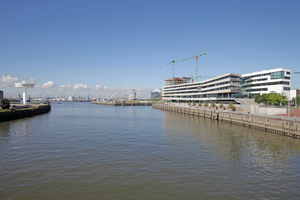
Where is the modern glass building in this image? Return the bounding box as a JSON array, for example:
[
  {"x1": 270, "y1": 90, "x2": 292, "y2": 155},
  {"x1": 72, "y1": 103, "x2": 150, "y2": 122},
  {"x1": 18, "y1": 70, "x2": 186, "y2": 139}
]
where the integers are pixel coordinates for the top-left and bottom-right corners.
[
  {"x1": 162, "y1": 73, "x2": 241, "y2": 103},
  {"x1": 241, "y1": 68, "x2": 291, "y2": 99},
  {"x1": 151, "y1": 89, "x2": 161, "y2": 99},
  {"x1": 162, "y1": 68, "x2": 292, "y2": 104}
]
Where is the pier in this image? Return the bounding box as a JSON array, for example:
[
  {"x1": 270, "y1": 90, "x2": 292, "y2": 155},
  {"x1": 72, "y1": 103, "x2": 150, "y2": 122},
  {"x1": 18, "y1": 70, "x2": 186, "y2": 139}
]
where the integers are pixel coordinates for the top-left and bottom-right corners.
[
  {"x1": 153, "y1": 104, "x2": 300, "y2": 138},
  {"x1": 0, "y1": 103, "x2": 51, "y2": 122}
]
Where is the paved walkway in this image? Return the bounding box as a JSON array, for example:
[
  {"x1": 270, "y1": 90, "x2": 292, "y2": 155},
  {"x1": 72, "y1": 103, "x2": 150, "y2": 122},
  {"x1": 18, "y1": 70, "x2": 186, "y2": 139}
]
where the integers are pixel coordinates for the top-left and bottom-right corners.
[{"x1": 276, "y1": 109, "x2": 300, "y2": 118}]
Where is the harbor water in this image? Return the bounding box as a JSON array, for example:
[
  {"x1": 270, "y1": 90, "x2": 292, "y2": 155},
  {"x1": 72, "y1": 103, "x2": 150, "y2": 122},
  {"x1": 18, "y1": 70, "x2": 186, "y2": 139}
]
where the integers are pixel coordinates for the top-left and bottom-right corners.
[{"x1": 0, "y1": 102, "x2": 300, "y2": 199}]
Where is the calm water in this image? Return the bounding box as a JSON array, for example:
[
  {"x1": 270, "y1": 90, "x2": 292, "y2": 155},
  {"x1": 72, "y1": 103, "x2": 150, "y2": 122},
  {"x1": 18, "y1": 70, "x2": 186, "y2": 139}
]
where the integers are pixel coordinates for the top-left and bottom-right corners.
[{"x1": 0, "y1": 102, "x2": 300, "y2": 199}]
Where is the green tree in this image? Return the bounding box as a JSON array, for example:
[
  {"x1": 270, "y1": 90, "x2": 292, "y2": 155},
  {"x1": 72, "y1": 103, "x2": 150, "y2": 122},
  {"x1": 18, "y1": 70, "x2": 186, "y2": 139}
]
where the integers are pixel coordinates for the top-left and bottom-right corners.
[
  {"x1": 219, "y1": 102, "x2": 224, "y2": 108},
  {"x1": 198, "y1": 102, "x2": 202, "y2": 107},
  {"x1": 254, "y1": 94, "x2": 261, "y2": 103},
  {"x1": 280, "y1": 93, "x2": 288, "y2": 105},
  {"x1": 293, "y1": 96, "x2": 300, "y2": 107},
  {"x1": 204, "y1": 102, "x2": 208, "y2": 107},
  {"x1": 193, "y1": 101, "x2": 196, "y2": 106},
  {"x1": 0, "y1": 98, "x2": 10, "y2": 110},
  {"x1": 254, "y1": 94, "x2": 269, "y2": 103},
  {"x1": 267, "y1": 92, "x2": 281, "y2": 105},
  {"x1": 211, "y1": 101, "x2": 216, "y2": 108},
  {"x1": 188, "y1": 101, "x2": 191, "y2": 106},
  {"x1": 228, "y1": 102, "x2": 235, "y2": 109}
]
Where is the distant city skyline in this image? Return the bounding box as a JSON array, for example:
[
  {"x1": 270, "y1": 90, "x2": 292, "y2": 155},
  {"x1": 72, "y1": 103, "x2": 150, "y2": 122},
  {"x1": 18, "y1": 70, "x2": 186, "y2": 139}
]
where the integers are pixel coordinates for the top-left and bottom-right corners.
[{"x1": 1, "y1": 0, "x2": 300, "y2": 98}]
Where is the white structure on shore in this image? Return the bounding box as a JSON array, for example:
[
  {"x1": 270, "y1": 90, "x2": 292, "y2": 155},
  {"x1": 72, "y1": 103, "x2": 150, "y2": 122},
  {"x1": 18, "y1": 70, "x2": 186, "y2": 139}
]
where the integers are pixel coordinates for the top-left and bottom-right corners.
[
  {"x1": 14, "y1": 81, "x2": 35, "y2": 104},
  {"x1": 162, "y1": 68, "x2": 292, "y2": 104},
  {"x1": 162, "y1": 73, "x2": 241, "y2": 103},
  {"x1": 111, "y1": 89, "x2": 136, "y2": 100},
  {"x1": 241, "y1": 68, "x2": 291, "y2": 99}
]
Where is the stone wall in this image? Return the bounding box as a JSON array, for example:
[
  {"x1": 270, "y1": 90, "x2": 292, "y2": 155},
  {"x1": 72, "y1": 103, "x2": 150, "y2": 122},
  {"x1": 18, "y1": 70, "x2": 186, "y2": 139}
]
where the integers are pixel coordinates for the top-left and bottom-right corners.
[
  {"x1": 0, "y1": 104, "x2": 51, "y2": 122},
  {"x1": 152, "y1": 104, "x2": 300, "y2": 138}
]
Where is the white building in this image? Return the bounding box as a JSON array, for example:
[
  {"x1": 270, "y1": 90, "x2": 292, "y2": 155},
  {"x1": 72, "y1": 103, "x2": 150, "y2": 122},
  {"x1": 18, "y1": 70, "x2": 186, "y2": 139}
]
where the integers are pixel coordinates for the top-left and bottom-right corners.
[
  {"x1": 241, "y1": 68, "x2": 291, "y2": 99},
  {"x1": 290, "y1": 89, "x2": 300, "y2": 100},
  {"x1": 111, "y1": 89, "x2": 136, "y2": 100},
  {"x1": 162, "y1": 73, "x2": 241, "y2": 103}
]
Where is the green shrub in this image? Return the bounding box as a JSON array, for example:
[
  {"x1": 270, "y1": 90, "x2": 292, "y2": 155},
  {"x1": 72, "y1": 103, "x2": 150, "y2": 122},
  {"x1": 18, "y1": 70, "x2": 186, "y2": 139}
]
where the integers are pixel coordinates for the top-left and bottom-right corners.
[
  {"x1": 188, "y1": 101, "x2": 191, "y2": 106},
  {"x1": 228, "y1": 102, "x2": 235, "y2": 109},
  {"x1": 211, "y1": 101, "x2": 216, "y2": 108},
  {"x1": 0, "y1": 98, "x2": 10, "y2": 110},
  {"x1": 204, "y1": 102, "x2": 208, "y2": 107},
  {"x1": 219, "y1": 102, "x2": 224, "y2": 108},
  {"x1": 198, "y1": 102, "x2": 202, "y2": 107},
  {"x1": 193, "y1": 101, "x2": 196, "y2": 106}
]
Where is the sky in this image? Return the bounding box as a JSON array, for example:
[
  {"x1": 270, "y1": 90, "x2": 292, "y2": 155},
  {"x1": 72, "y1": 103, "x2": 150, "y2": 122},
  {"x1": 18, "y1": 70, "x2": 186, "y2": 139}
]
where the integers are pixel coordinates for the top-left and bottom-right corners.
[{"x1": 0, "y1": 0, "x2": 299, "y2": 99}]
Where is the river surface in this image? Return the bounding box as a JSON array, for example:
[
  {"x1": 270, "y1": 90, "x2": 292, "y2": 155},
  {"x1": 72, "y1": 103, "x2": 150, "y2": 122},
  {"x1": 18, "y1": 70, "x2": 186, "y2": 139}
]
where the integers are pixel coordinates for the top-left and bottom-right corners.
[{"x1": 0, "y1": 102, "x2": 300, "y2": 199}]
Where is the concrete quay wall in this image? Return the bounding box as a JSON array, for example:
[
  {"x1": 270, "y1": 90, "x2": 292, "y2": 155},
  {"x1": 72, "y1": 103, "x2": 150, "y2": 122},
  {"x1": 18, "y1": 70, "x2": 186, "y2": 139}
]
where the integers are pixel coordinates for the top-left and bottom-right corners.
[
  {"x1": 0, "y1": 104, "x2": 51, "y2": 122},
  {"x1": 152, "y1": 104, "x2": 300, "y2": 139}
]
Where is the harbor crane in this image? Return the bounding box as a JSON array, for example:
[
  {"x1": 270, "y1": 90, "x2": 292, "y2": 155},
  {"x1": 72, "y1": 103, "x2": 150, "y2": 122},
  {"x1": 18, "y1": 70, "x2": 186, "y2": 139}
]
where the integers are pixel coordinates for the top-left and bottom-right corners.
[{"x1": 167, "y1": 51, "x2": 206, "y2": 85}]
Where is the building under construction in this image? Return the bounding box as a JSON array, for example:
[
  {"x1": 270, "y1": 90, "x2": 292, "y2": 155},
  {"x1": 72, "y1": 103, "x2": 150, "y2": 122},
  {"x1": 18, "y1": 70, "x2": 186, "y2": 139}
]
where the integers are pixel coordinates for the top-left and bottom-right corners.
[{"x1": 164, "y1": 77, "x2": 191, "y2": 86}]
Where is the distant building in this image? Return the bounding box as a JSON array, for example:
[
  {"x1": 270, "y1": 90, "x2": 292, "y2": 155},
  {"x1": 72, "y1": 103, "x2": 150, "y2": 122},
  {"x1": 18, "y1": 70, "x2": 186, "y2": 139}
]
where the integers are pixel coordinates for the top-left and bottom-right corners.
[
  {"x1": 164, "y1": 77, "x2": 191, "y2": 86},
  {"x1": 0, "y1": 90, "x2": 3, "y2": 99},
  {"x1": 151, "y1": 89, "x2": 161, "y2": 99},
  {"x1": 291, "y1": 89, "x2": 300, "y2": 100},
  {"x1": 111, "y1": 89, "x2": 136, "y2": 100}
]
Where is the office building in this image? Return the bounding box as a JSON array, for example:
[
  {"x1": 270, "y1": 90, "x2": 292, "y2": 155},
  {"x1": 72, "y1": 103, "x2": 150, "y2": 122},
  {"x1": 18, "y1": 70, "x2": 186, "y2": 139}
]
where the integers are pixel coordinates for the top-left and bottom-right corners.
[
  {"x1": 241, "y1": 68, "x2": 291, "y2": 99},
  {"x1": 162, "y1": 73, "x2": 241, "y2": 103}
]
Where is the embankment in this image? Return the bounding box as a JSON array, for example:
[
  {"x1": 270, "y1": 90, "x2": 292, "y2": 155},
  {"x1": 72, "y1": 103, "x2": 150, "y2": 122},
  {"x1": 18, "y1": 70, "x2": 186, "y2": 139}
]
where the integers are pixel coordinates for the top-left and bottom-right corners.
[
  {"x1": 0, "y1": 104, "x2": 51, "y2": 122},
  {"x1": 152, "y1": 104, "x2": 300, "y2": 138}
]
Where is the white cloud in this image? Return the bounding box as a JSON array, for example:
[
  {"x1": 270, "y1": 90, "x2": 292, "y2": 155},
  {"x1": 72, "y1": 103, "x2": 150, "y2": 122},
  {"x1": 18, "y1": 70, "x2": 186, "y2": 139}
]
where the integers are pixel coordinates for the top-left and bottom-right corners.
[
  {"x1": 0, "y1": 75, "x2": 19, "y2": 87},
  {"x1": 27, "y1": 77, "x2": 37, "y2": 83},
  {"x1": 42, "y1": 81, "x2": 58, "y2": 89},
  {"x1": 122, "y1": 87, "x2": 132, "y2": 90},
  {"x1": 103, "y1": 86, "x2": 108, "y2": 90},
  {"x1": 60, "y1": 84, "x2": 72, "y2": 89},
  {"x1": 74, "y1": 84, "x2": 89, "y2": 90},
  {"x1": 93, "y1": 85, "x2": 103, "y2": 90}
]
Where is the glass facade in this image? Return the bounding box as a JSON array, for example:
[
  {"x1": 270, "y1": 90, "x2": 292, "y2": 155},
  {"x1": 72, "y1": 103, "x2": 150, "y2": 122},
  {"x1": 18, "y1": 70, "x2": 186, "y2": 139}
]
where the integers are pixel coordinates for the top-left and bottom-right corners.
[{"x1": 271, "y1": 71, "x2": 285, "y2": 79}]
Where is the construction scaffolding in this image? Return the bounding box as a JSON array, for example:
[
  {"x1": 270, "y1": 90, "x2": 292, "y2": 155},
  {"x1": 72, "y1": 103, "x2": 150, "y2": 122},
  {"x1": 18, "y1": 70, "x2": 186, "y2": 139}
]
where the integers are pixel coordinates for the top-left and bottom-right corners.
[{"x1": 164, "y1": 77, "x2": 191, "y2": 86}]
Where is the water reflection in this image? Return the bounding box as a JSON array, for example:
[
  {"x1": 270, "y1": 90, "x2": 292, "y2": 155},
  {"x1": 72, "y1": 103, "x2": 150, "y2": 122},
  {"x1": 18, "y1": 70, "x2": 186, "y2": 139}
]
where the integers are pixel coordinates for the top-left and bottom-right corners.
[
  {"x1": 0, "y1": 121, "x2": 11, "y2": 138},
  {"x1": 0, "y1": 103, "x2": 299, "y2": 199},
  {"x1": 162, "y1": 111, "x2": 300, "y2": 172}
]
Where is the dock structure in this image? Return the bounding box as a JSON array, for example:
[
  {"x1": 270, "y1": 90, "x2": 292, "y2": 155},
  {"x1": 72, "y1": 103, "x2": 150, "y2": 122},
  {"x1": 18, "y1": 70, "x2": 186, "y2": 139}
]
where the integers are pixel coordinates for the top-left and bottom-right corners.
[
  {"x1": 0, "y1": 103, "x2": 51, "y2": 122},
  {"x1": 152, "y1": 104, "x2": 300, "y2": 139},
  {"x1": 91, "y1": 101, "x2": 154, "y2": 106}
]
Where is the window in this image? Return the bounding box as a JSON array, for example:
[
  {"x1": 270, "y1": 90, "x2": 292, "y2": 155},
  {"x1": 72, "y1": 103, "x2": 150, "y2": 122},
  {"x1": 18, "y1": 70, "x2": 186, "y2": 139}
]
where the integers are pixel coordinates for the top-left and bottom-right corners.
[
  {"x1": 284, "y1": 87, "x2": 290, "y2": 91},
  {"x1": 271, "y1": 71, "x2": 284, "y2": 79}
]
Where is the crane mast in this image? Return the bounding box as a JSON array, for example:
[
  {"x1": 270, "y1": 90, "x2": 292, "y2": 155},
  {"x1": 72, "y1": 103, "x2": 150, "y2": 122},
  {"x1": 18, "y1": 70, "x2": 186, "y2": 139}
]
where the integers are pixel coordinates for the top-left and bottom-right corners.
[{"x1": 167, "y1": 51, "x2": 206, "y2": 84}]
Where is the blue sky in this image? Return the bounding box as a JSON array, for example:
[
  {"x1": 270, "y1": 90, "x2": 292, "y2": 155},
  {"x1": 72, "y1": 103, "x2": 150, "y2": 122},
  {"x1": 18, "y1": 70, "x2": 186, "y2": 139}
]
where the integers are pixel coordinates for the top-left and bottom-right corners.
[{"x1": 0, "y1": 0, "x2": 299, "y2": 98}]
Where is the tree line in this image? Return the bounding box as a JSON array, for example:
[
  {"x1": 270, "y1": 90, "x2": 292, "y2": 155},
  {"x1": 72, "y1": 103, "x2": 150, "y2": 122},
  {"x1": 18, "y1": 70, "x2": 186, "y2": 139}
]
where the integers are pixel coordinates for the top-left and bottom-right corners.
[{"x1": 254, "y1": 91, "x2": 299, "y2": 106}]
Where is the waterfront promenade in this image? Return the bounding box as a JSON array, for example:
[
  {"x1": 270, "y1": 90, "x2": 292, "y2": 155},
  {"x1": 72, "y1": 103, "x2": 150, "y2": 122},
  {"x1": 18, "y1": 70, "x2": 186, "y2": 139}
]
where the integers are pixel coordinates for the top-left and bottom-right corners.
[{"x1": 153, "y1": 104, "x2": 300, "y2": 138}]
